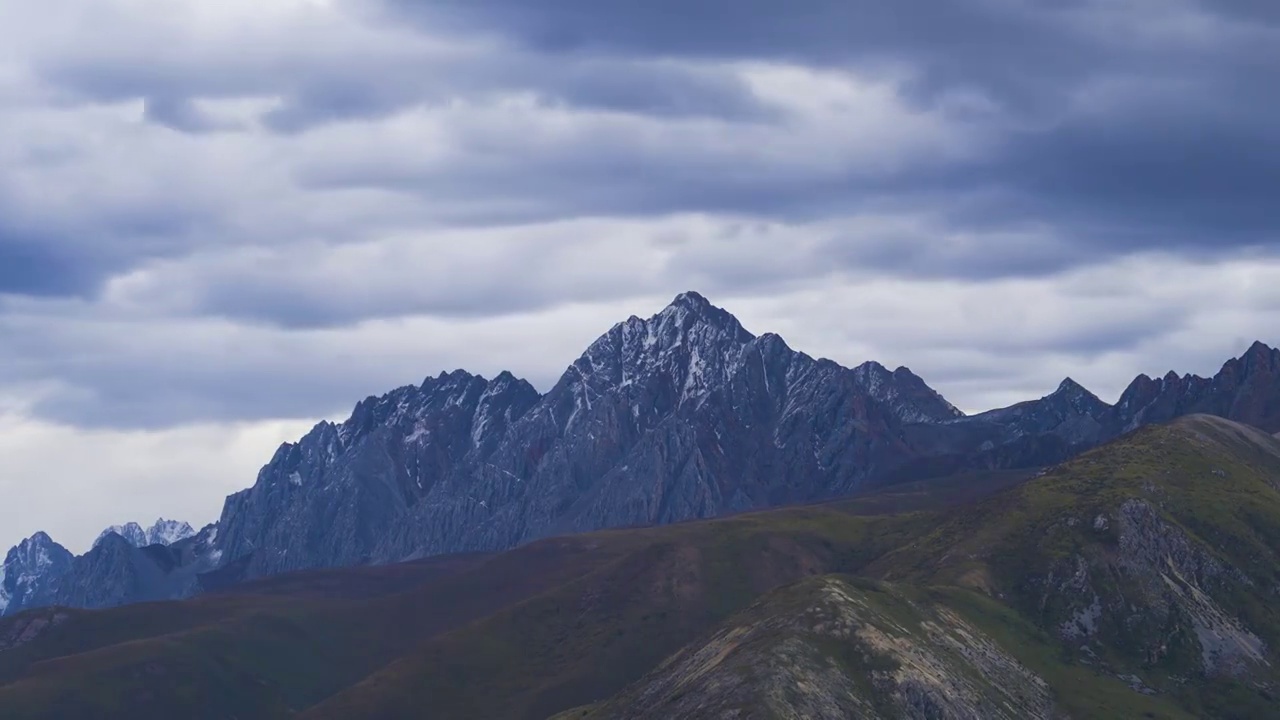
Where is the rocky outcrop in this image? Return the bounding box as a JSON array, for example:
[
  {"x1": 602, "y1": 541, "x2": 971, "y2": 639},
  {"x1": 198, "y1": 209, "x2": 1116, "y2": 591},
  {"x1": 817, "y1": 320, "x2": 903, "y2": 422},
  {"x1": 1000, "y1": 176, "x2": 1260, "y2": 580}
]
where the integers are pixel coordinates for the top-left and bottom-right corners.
[
  {"x1": 1042, "y1": 497, "x2": 1269, "y2": 680},
  {"x1": 568, "y1": 577, "x2": 1057, "y2": 720}
]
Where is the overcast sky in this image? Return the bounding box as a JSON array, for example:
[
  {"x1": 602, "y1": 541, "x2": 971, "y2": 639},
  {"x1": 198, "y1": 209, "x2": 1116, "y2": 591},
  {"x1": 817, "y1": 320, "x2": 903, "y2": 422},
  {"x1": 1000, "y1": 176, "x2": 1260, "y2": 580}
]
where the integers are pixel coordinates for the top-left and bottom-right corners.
[{"x1": 1, "y1": 0, "x2": 1278, "y2": 552}]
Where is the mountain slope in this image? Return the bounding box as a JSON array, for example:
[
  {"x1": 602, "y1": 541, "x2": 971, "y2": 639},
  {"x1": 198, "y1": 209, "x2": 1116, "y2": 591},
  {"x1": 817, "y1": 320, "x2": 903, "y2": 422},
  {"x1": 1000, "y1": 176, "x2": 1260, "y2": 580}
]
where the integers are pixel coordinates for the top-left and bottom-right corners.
[
  {"x1": 558, "y1": 576, "x2": 1061, "y2": 720},
  {"x1": 0, "y1": 473, "x2": 990, "y2": 720},
  {"x1": 877, "y1": 415, "x2": 1280, "y2": 716},
  {"x1": 2, "y1": 418, "x2": 1280, "y2": 718}
]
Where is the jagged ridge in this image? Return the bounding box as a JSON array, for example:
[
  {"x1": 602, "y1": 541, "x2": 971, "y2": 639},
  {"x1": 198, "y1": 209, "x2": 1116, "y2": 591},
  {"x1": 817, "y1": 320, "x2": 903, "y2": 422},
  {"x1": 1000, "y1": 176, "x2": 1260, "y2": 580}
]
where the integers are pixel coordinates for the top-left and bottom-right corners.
[{"x1": 6, "y1": 293, "x2": 1280, "y2": 616}]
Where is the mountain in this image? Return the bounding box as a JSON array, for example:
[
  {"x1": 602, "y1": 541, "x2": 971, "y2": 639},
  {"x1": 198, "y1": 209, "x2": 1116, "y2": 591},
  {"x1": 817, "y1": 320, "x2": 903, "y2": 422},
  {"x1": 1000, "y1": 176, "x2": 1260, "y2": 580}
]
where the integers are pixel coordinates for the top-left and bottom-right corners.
[
  {"x1": 5, "y1": 292, "x2": 1280, "y2": 616},
  {"x1": 1, "y1": 523, "x2": 214, "y2": 617},
  {"x1": 0, "y1": 535, "x2": 72, "y2": 618},
  {"x1": 94, "y1": 523, "x2": 147, "y2": 549},
  {"x1": 93, "y1": 519, "x2": 196, "y2": 549},
  {"x1": 2, "y1": 416, "x2": 1278, "y2": 719},
  {"x1": 212, "y1": 291, "x2": 946, "y2": 581},
  {"x1": 894, "y1": 342, "x2": 1280, "y2": 480},
  {"x1": 1115, "y1": 341, "x2": 1280, "y2": 433}
]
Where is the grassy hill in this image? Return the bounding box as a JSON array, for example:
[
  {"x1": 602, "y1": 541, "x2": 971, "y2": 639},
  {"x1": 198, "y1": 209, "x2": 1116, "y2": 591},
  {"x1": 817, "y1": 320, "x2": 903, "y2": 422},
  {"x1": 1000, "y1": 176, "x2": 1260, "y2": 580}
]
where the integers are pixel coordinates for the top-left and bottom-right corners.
[{"x1": 2, "y1": 416, "x2": 1279, "y2": 718}]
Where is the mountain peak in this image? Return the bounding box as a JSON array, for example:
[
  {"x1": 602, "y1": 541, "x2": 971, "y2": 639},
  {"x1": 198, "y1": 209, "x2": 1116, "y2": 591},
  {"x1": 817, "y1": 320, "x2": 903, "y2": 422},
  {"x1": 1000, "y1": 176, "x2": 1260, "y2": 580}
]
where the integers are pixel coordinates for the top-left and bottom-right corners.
[
  {"x1": 95, "y1": 522, "x2": 147, "y2": 549},
  {"x1": 850, "y1": 360, "x2": 964, "y2": 423},
  {"x1": 1246, "y1": 340, "x2": 1275, "y2": 355},
  {"x1": 147, "y1": 519, "x2": 196, "y2": 546},
  {"x1": 653, "y1": 291, "x2": 750, "y2": 333},
  {"x1": 1241, "y1": 340, "x2": 1279, "y2": 368},
  {"x1": 668, "y1": 290, "x2": 712, "y2": 311},
  {"x1": 93, "y1": 519, "x2": 196, "y2": 549},
  {"x1": 1055, "y1": 377, "x2": 1088, "y2": 395}
]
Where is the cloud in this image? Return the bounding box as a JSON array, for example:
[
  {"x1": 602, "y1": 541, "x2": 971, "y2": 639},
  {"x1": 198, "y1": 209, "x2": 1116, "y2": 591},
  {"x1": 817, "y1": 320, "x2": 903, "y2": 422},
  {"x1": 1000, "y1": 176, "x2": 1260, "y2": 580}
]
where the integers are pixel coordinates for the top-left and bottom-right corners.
[
  {"x1": 0, "y1": 412, "x2": 317, "y2": 553},
  {"x1": 1, "y1": 0, "x2": 1275, "y2": 316},
  {"x1": 0, "y1": 0, "x2": 1276, "y2": 542}
]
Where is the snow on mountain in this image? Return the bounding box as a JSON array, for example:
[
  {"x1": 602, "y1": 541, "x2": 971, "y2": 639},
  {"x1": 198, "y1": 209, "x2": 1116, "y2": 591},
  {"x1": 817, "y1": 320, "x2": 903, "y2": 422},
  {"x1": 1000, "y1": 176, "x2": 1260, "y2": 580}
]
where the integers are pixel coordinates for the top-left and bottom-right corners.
[
  {"x1": 147, "y1": 519, "x2": 196, "y2": 546},
  {"x1": 95, "y1": 522, "x2": 148, "y2": 548},
  {"x1": 93, "y1": 519, "x2": 197, "y2": 549},
  {"x1": 0, "y1": 532, "x2": 74, "y2": 616}
]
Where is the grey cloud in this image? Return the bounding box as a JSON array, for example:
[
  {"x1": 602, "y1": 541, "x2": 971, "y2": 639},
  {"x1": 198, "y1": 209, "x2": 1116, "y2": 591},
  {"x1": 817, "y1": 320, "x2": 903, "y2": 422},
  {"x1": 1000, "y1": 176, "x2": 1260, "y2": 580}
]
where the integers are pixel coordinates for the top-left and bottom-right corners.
[
  {"x1": 38, "y1": 34, "x2": 774, "y2": 137},
  {"x1": 0, "y1": 232, "x2": 95, "y2": 297},
  {"x1": 143, "y1": 95, "x2": 234, "y2": 134},
  {"x1": 0, "y1": 0, "x2": 1278, "y2": 432},
  {"x1": 385, "y1": 0, "x2": 1141, "y2": 110},
  {"x1": 4, "y1": 0, "x2": 1273, "y2": 320}
]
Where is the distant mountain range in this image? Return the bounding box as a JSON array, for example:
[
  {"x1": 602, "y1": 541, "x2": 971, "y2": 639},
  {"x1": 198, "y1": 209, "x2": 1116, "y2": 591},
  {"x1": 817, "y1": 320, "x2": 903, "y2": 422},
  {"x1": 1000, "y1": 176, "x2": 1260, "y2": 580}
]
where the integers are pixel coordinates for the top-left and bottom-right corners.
[{"x1": 4, "y1": 291, "x2": 1280, "y2": 616}]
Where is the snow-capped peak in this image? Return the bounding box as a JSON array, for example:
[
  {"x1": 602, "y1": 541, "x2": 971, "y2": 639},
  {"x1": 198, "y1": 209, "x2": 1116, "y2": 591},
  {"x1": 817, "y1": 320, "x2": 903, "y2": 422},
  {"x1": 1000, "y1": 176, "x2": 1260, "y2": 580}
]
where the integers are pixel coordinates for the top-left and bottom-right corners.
[
  {"x1": 1, "y1": 532, "x2": 73, "y2": 616},
  {"x1": 95, "y1": 522, "x2": 147, "y2": 548},
  {"x1": 94, "y1": 519, "x2": 196, "y2": 549},
  {"x1": 147, "y1": 519, "x2": 197, "y2": 546}
]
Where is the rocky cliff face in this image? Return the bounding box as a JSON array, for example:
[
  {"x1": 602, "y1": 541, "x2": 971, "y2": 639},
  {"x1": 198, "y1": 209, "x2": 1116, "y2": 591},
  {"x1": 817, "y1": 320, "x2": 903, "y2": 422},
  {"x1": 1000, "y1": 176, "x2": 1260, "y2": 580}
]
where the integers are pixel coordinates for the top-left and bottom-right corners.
[
  {"x1": 213, "y1": 368, "x2": 542, "y2": 578},
  {"x1": 0, "y1": 534, "x2": 72, "y2": 617},
  {"x1": 217, "y1": 292, "x2": 942, "y2": 580},
  {"x1": 1115, "y1": 341, "x2": 1280, "y2": 433}
]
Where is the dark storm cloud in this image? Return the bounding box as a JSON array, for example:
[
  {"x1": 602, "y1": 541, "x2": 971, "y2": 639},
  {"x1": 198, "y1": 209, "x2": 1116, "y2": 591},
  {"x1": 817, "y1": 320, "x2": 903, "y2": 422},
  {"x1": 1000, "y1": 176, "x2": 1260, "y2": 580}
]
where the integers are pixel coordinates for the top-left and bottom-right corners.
[
  {"x1": 38, "y1": 39, "x2": 773, "y2": 136},
  {"x1": 8, "y1": 0, "x2": 1274, "y2": 316},
  {"x1": 1, "y1": 0, "x2": 1278, "y2": 431},
  {"x1": 0, "y1": 233, "x2": 95, "y2": 297},
  {"x1": 384, "y1": 0, "x2": 1119, "y2": 108},
  {"x1": 0, "y1": 195, "x2": 219, "y2": 297},
  {"x1": 368, "y1": 0, "x2": 1280, "y2": 249}
]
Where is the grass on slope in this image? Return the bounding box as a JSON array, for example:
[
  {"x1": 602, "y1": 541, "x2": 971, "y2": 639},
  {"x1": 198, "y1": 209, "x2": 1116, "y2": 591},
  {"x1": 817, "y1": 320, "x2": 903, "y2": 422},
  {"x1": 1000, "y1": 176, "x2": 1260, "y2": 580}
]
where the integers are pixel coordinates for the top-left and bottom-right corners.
[
  {"x1": 566, "y1": 576, "x2": 1197, "y2": 720},
  {"x1": 0, "y1": 540, "x2": 635, "y2": 719},
  {"x1": 302, "y1": 508, "x2": 935, "y2": 720},
  {"x1": 0, "y1": 463, "x2": 1023, "y2": 720},
  {"x1": 7, "y1": 419, "x2": 1277, "y2": 720}
]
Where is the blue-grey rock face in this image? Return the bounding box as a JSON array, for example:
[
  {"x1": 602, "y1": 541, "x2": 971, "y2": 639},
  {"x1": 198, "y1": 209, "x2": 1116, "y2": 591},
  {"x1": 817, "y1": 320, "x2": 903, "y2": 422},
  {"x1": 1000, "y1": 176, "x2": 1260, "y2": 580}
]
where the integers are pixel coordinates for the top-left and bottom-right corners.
[
  {"x1": 214, "y1": 368, "x2": 542, "y2": 578},
  {"x1": 0, "y1": 533, "x2": 72, "y2": 616},
  {"x1": 0, "y1": 524, "x2": 220, "y2": 617},
  {"x1": 214, "y1": 292, "x2": 940, "y2": 580}
]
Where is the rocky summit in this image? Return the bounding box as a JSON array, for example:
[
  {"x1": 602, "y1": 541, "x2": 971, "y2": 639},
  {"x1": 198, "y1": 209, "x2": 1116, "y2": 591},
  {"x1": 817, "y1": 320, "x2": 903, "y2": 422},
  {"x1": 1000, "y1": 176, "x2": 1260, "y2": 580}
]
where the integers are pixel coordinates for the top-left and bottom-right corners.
[{"x1": 5, "y1": 292, "x2": 1280, "y2": 617}]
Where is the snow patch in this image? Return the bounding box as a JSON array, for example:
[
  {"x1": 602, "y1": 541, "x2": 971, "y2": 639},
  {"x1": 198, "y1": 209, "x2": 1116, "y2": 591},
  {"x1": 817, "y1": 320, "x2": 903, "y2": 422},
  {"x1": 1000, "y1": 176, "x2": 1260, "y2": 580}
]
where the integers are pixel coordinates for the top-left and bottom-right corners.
[{"x1": 405, "y1": 423, "x2": 430, "y2": 444}]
